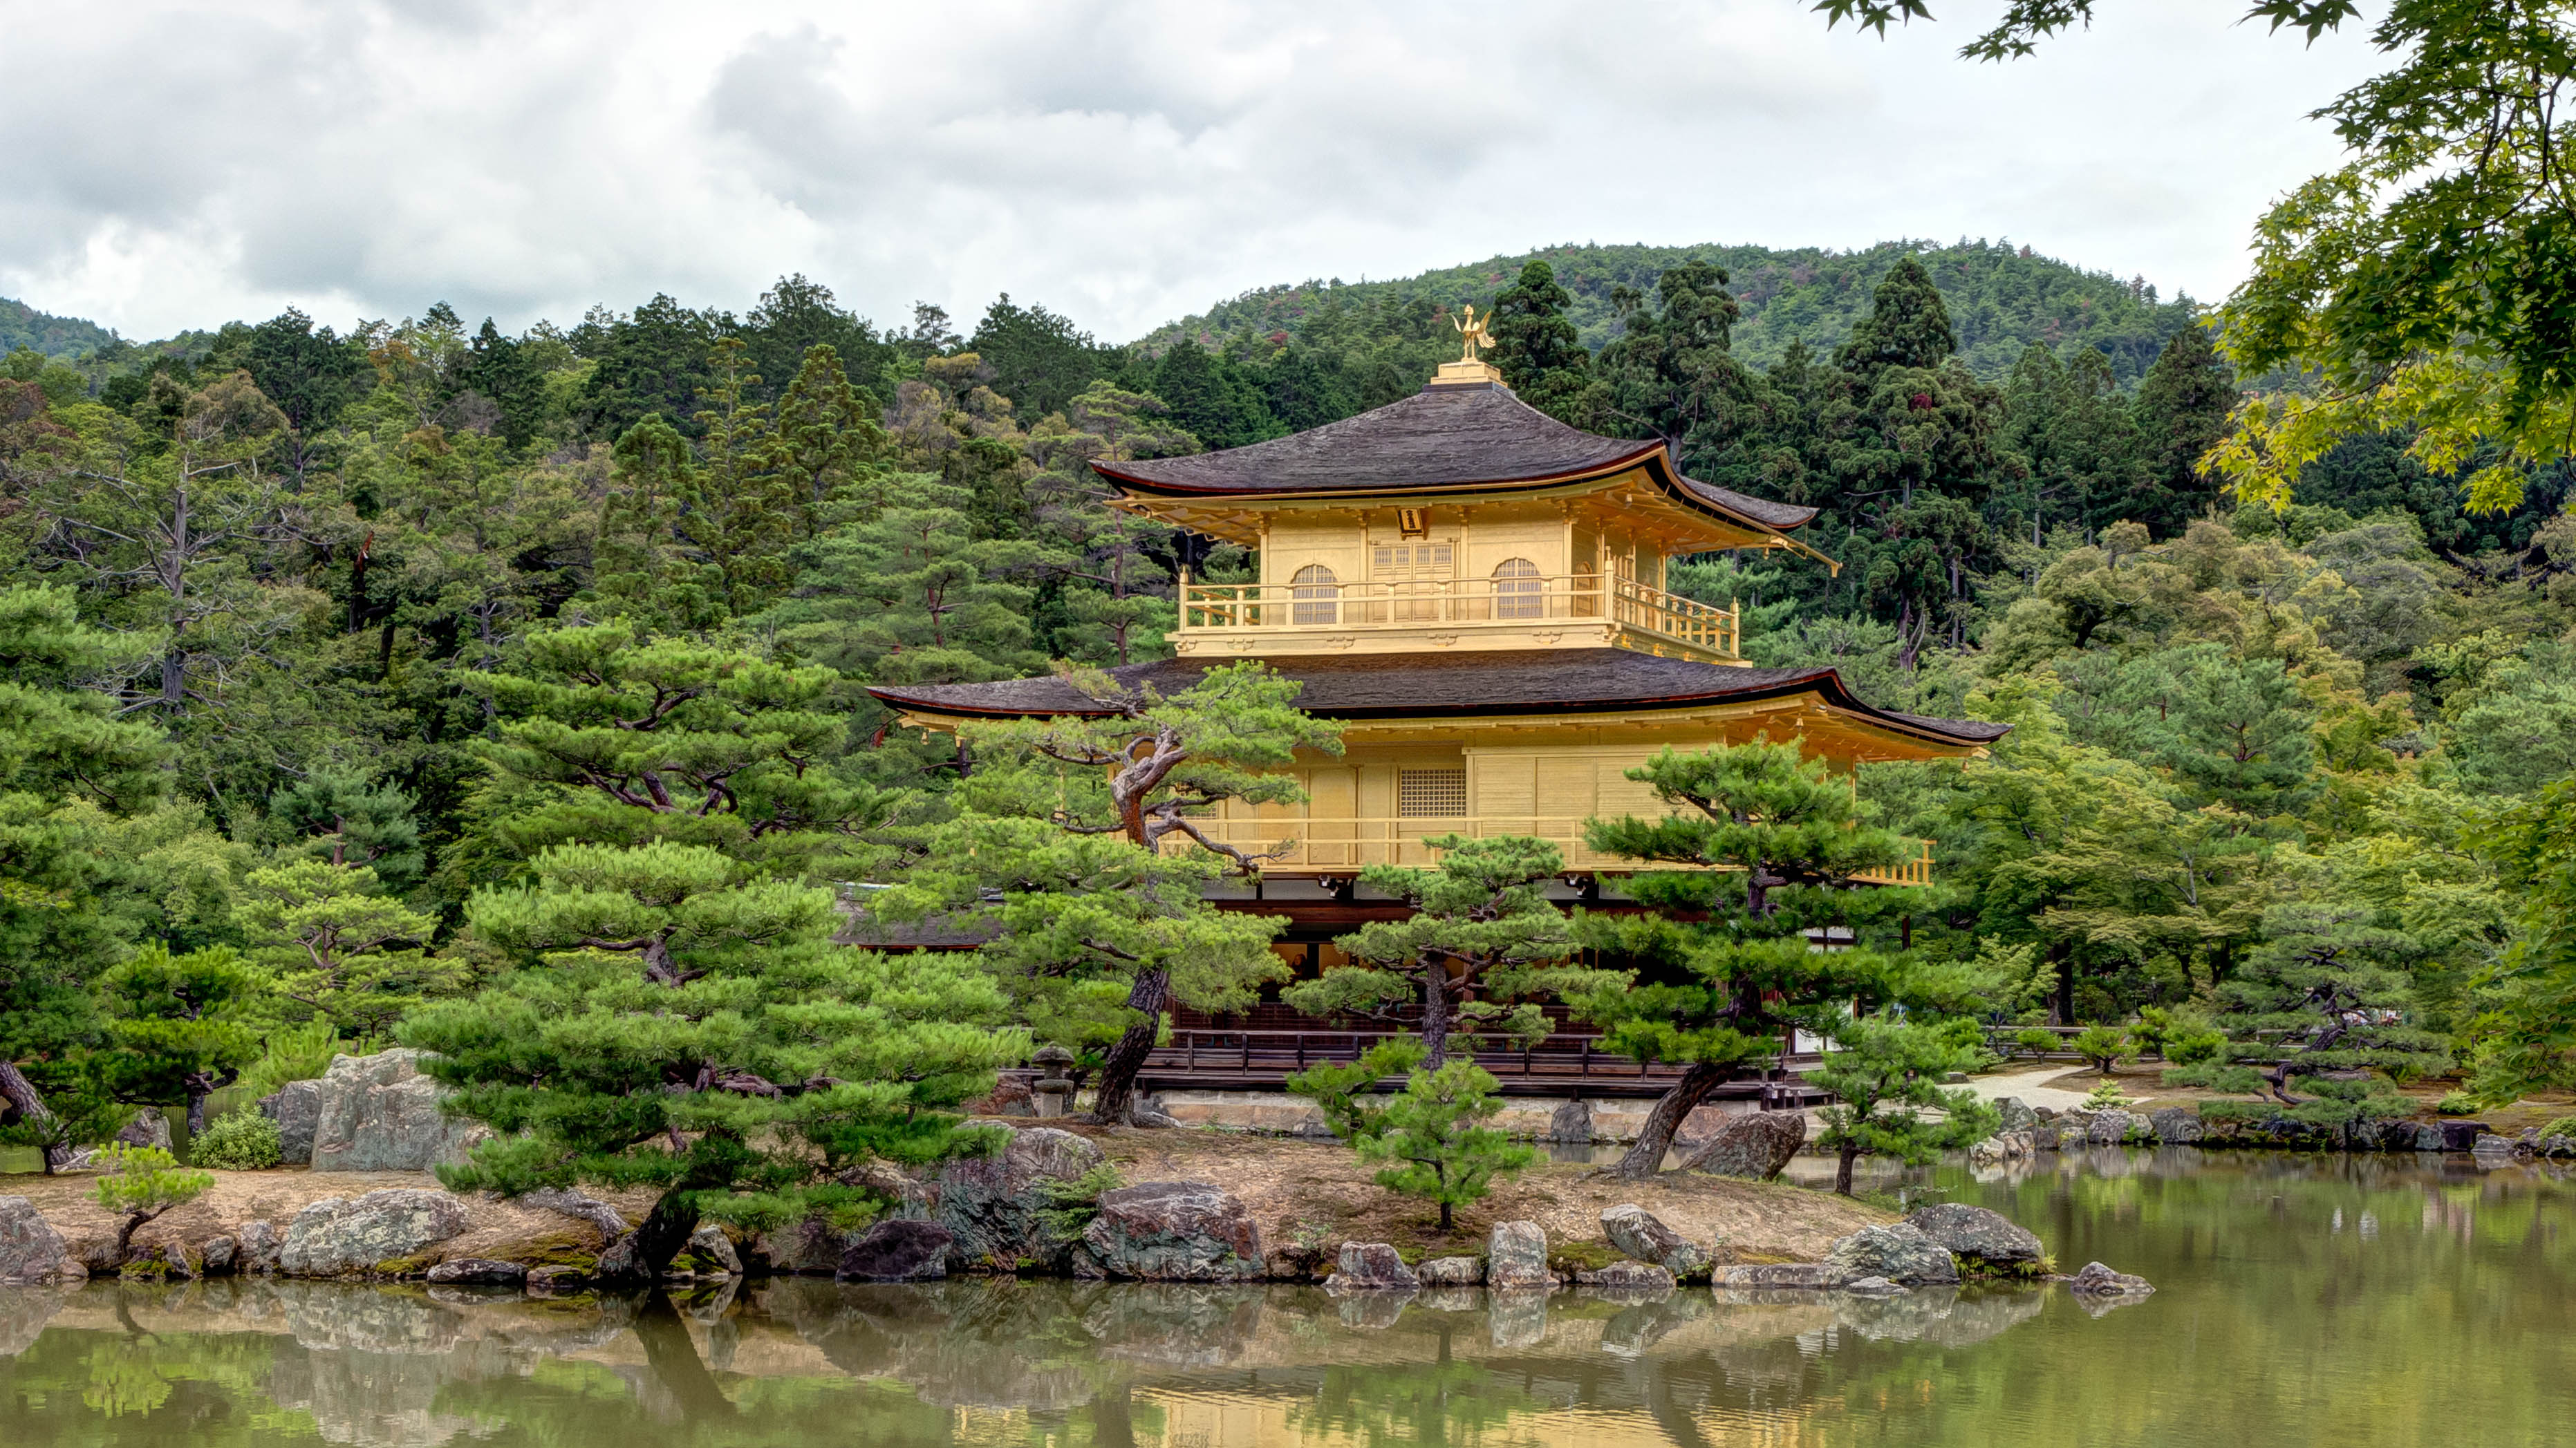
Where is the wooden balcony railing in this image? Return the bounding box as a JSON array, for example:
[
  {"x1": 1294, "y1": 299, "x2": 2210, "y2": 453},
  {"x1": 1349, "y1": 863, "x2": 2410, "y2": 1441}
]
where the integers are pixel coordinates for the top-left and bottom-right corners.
[
  {"x1": 1139, "y1": 1028, "x2": 1829, "y2": 1102},
  {"x1": 1177, "y1": 574, "x2": 1739, "y2": 659},
  {"x1": 1165, "y1": 816, "x2": 1936, "y2": 885}
]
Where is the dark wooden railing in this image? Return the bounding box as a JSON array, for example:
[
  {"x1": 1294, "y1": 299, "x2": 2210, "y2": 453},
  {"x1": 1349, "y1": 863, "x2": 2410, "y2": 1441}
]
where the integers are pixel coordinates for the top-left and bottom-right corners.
[{"x1": 1139, "y1": 1028, "x2": 1827, "y2": 1102}]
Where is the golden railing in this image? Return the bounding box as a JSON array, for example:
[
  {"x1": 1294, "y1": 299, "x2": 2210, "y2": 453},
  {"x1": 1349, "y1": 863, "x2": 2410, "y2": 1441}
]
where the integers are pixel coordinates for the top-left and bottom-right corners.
[
  {"x1": 1166, "y1": 816, "x2": 1935, "y2": 885},
  {"x1": 1177, "y1": 574, "x2": 1739, "y2": 659}
]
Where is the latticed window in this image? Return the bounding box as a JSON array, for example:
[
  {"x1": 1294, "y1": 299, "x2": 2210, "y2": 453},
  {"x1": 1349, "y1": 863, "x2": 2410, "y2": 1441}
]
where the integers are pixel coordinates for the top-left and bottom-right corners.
[
  {"x1": 1492, "y1": 556, "x2": 1542, "y2": 619},
  {"x1": 1290, "y1": 564, "x2": 1338, "y2": 625},
  {"x1": 1398, "y1": 768, "x2": 1468, "y2": 817},
  {"x1": 1371, "y1": 542, "x2": 1453, "y2": 579}
]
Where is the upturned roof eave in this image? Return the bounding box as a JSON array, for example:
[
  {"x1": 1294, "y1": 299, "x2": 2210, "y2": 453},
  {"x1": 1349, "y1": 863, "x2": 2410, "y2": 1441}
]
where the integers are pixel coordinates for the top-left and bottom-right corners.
[{"x1": 1092, "y1": 445, "x2": 1818, "y2": 540}]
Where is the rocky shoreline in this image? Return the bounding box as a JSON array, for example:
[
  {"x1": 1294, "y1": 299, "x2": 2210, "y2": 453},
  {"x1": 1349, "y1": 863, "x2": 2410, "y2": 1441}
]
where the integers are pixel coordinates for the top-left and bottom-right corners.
[
  {"x1": 1967, "y1": 1095, "x2": 2561, "y2": 1161},
  {"x1": 2, "y1": 1120, "x2": 2149, "y2": 1313}
]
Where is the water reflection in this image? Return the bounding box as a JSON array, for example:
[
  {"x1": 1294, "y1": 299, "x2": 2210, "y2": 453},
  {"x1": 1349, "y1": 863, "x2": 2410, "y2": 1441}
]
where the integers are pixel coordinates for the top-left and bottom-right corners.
[{"x1": 5, "y1": 1151, "x2": 2575, "y2": 1446}]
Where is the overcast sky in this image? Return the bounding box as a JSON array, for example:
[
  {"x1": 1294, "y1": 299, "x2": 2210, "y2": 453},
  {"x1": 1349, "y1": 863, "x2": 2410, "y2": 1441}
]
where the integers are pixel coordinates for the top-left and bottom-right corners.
[{"x1": 0, "y1": 0, "x2": 2385, "y2": 344}]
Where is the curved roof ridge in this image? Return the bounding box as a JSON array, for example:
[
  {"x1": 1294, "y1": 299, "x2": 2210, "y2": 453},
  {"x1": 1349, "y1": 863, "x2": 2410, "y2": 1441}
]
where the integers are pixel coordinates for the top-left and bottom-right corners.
[{"x1": 1092, "y1": 385, "x2": 1815, "y2": 533}]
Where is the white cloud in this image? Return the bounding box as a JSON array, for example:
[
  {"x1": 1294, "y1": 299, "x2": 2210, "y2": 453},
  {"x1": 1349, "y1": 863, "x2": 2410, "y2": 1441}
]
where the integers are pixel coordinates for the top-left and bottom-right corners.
[{"x1": 0, "y1": 0, "x2": 2384, "y2": 342}]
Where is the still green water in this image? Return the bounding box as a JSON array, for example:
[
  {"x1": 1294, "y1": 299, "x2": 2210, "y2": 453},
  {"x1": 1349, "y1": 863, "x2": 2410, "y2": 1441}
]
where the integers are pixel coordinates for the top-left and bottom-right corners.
[{"x1": 3, "y1": 1147, "x2": 2570, "y2": 1447}]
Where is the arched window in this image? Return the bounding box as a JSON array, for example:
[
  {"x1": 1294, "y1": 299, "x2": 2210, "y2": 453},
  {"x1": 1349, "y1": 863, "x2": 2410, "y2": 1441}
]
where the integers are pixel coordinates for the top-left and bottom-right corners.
[
  {"x1": 1290, "y1": 564, "x2": 1339, "y2": 626},
  {"x1": 1492, "y1": 557, "x2": 1543, "y2": 619}
]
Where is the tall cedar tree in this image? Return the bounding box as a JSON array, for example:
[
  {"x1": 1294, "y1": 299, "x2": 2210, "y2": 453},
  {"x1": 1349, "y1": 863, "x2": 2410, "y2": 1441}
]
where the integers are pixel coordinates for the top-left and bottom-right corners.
[
  {"x1": 408, "y1": 839, "x2": 1024, "y2": 1279},
  {"x1": 929, "y1": 662, "x2": 1342, "y2": 1124},
  {"x1": 1487, "y1": 261, "x2": 1597, "y2": 424},
  {"x1": 1575, "y1": 740, "x2": 1959, "y2": 1178},
  {"x1": 1282, "y1": 835, "x2": 1626, "y2": 1064}
]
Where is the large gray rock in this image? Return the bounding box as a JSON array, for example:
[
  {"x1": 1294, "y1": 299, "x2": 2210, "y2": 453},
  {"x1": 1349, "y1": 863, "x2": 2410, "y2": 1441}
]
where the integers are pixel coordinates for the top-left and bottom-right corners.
[
  {"x1": 1903, "y1": 1203, "x2": 2044, "y2": 1270},
  {"x1": 684, "y1": 1223, "x2": 743, "y2": 1277},
  {"x1": 1993, "y1": 1096, "x2": 2039, "y2": 1134},
  {"x1": 1681, "y1": 1111, "x2": 1805, "y2": 1180},
  {"x1": 1485, "y1": 1220, "x2": 1551, "y2": 1290},
  {"x1": 920, "y1": 1125, "x2": 1105, "y2": 1271},
  {"x1": 519, "y1": 1187, "x2": 628, "y2": 1240},
  {"x1": 0, "y1": 1197, "x2": 81, "y2": 1285},
  {"x1": 1969, "y1": 1130, "x2": 2035, "y2": 1165},
  {"x1": 1323, "y1": 1241, "x2": 1419, "y2": 1291},
  {"x1": 308, "y1": 1050, "x2": 490, "y2": 1172},
  {"x1": 1547, "y1": 1100, "x2": 1596, "y2": 1144},
  {"x1": 2082, "y1": 1110, "x2": 2145, "y2": 1146},
  {"x1": 1417, "y1": 1255, "x2": 1483, "y2": 1286},
  {"x1": 1576, "y1": 1261, "x2": 1675, "y2": 1292},
  {"x1": 258, "y1": 1079, "x2": 324, "y2": 1165},
  {"x1": 1077, "y1": 1181, "x2": 1262, "y2": 1281},
  {"x1": 836, "y1": 1219, "x2": 953, "y2": 1281},
  {"x1": 1824, "y1": 1223, "x2": 1958, "y2": 1286},
  {"x1": 2149, "y1": 1107, "x2": 2204, "y2": 1144},
  {"x1": 279, "y1": 1189, "x2": 469, "y2": 1277},
  {"x1": 1601, "y1": 1204, "x2": 1710, "y2": 1278}
]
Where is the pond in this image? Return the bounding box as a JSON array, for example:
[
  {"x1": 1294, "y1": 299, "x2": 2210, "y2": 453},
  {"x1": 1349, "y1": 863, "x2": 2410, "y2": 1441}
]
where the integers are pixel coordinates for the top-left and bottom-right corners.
[{"x1": 3, "y1": 1147, "x2": 2572, "y2": 1447}]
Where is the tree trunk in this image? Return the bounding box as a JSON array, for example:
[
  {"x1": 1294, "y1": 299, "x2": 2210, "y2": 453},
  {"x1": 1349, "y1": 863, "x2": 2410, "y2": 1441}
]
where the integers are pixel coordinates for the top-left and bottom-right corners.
[
  {"x1": 0, "y1": 1063, "x2": 68, "y2": 1172},
  {"x1": 2051, "y1": 941, "x2": 2075, "y2": 1026},
  {"x1": 187, "y1": 1087, "x2": 212, "y2": 1138},
  {"x1": 604, "y1": 1187, "x2": 704, "y2": 1284},
  {"x1": 1835, "y1": 1145, "x2": 1858, "y2": 1196},
  {"x1": 1421, "y1": 966, "x2": 1450, "y2": 1064},
  {"x1": 1088, "y1": 968, "x2": 1171, "y2": 1125},
  {"x1": 1607, "y1": 1061, "x2": 1731, "y2": 1178}
]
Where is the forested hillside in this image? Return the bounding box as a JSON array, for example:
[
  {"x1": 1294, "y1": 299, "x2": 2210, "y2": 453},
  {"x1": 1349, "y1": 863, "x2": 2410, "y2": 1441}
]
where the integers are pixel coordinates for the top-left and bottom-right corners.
[
  {"x1": 1140, "y1": 239, "x2": 2201, "y2": 384},
  {"x1": 4, "y1": 241, "x2": 2575, "y2": 1176}
]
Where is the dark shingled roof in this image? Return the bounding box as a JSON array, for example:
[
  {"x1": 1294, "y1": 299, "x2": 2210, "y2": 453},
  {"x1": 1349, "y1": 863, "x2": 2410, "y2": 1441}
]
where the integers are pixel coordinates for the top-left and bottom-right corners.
[
  {"x1": 868, "y1": 650, "x2": 2010, "y2": 748},
  {"x1": 1093, "y1": 384, "x2": 1818, "y2": 533}
]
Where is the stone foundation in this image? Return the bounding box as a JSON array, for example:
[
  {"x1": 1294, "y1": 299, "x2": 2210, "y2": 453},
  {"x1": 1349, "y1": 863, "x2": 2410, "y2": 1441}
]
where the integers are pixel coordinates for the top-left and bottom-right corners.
[{"x1": 1152, "y1": 1090, "x2": 1789, "y2": 1144}]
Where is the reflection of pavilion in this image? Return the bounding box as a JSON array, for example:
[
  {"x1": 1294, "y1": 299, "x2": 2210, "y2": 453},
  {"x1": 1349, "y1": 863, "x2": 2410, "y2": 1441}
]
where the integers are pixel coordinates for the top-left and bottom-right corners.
[{"x1": 866, "y1": 359, "x2": 2007, "y2": 1086}]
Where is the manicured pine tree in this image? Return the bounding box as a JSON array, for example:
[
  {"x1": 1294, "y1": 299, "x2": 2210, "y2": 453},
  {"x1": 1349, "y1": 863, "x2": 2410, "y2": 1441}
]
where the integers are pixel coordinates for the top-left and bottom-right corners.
[
  {"x1": 233, "y1": 860, "x2": 459, "y2": 1040},
  {"x1": 1574, "y1": 738, "x2": 1966, "y2": 1178},
  {"x1": 404, "y1": 839, "x2": 1025, "y2": 1279},
  {"x1": 460, "y1": 621, "x2": 902, "y2": 881},
  {"x1": 1356, "y1": 1057, "x2": 1536, "y2": 1232},
  {"x1": 95, "y1": 944, "x2": 263, "y2": 1136},
  {"x1": 1809, "y1": 1015, "x2": 1999, "y2": 1195},
  {"x1": 1283, "y1": 835, "x2": 1627, "y2": 1064},
  {"x1": 897, "y1": 661, "x2": 1343, "y2": 1125},
  {"x1": 2165, "y1": 901, "x2": 2449, "y2": 1134}
]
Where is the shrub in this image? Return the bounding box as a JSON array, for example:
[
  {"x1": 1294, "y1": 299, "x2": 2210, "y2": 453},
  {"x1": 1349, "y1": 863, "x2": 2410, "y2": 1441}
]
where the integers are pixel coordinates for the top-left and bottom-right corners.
[
  {"x1": 2165, "y1": 1027, "x2": 2230, "y2": 1066},
  {"x1": 239, "y1": 1021, "x2": 345, "y2": 1099},
  {"x1": 2081, "y1": 1080, "x2": 2136, "y2": 1112},
  {"x1": 2436, "y1": 1091, "x2": 2478, "y2": 1115},
  {"x1": 191, "y1": 1109, "x2": 282, "y2": 1171},
  {"x1": 2012, "y1": 1028, "x2": 2062, "y2": 1058},
  {"x1": 2071, "y1": 1026, "x2": 2137, "y2": 1074},
  {"x1": 1353, "y1": 1058, "x2": 1536, "y2": 1231}
]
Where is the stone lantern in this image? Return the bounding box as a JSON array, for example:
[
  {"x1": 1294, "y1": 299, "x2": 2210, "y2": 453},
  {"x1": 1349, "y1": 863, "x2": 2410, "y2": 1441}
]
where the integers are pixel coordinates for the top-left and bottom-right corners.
[{"x1": 1029, "y1": 1044, "x2": 1078, "y2": 1119}]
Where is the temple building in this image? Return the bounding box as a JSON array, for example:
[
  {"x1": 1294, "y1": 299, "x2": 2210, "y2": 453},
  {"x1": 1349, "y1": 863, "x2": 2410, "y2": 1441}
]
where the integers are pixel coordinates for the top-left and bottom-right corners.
[{"x1": 862, "y1": 350, "x2": 2006, "y2": 1087}]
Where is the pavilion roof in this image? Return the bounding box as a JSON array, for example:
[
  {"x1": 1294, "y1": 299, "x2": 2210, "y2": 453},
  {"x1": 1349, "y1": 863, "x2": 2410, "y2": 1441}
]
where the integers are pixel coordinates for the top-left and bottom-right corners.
[
  {"x1": 1092, "y1": 382, "x2": 1818, "y2": 534},
  {"x1": 866, "y1": 650, "x2": 2008, "y2": 749}
]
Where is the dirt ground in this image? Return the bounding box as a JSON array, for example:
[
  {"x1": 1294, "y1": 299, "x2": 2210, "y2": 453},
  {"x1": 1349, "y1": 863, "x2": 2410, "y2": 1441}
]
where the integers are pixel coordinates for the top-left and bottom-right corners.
[
  {"x1": 1, "y1": 1167, "x2": 664, "y2": 1268},
  {"x1": 4, "y1": 1129, "x2": 1889, "y2": 1271},
  {"x1": 1061, "y1": 1124, "x2": 1892, "y2": 1263}
]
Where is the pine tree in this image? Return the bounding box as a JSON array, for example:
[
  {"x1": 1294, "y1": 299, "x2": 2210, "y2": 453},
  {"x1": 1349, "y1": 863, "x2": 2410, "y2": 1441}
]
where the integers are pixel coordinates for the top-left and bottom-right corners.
[
  {"x1": 462, "y1": 621, "x2": 900, "y2": 880},
  {"x1": 96, "y1": 943, "x2": 263, "y2": 1135},
  {"x1": 1810, "y1": 1015, "x2": 1999, "y2": 1195},
  {"x1": 1283, "y1": 835, "x2": 1625, "y2": 1064},
  {"x1": 897, "y1": 661, "x2": 1343, "y2": 1125},
  {"x1": 1594, "y1": 260, "x2": 1751, "y2": 459},
  {"x1": 1354, "y1": 1058, "x2": 1536, "y2": 1231},
  {"x1": 406, "y1": 839, "x2": 1025, "y2": 1279},
  {"x1": 1149, "y1": 344, "x2": 1279, "y2": 450},
  {"x1": 2165, "y1": 901, "x2": 2450, "y2": 1134},
  {"x1": 1574, "y1": 740, "x2": 1966, "y2": 1178},
  {"x1": 768, "y1": 343, "x2": 886, "y2": 536},
  {"x1": 233, "y1": 861, "x2": 458, "y2": 1039}
]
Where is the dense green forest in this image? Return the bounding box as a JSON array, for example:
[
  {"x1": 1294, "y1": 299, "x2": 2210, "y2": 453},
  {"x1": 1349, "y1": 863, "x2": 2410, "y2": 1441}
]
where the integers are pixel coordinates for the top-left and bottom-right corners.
[{"x1": 5, "y1": 232, "x2": 2575, "y2": 1230}]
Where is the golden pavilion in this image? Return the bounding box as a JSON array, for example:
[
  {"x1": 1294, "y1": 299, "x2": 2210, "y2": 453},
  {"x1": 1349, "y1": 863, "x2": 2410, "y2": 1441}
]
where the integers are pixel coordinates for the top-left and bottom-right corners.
[{"x1": 866, "y1": 352, "x2": 2005, "y2": 890}]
